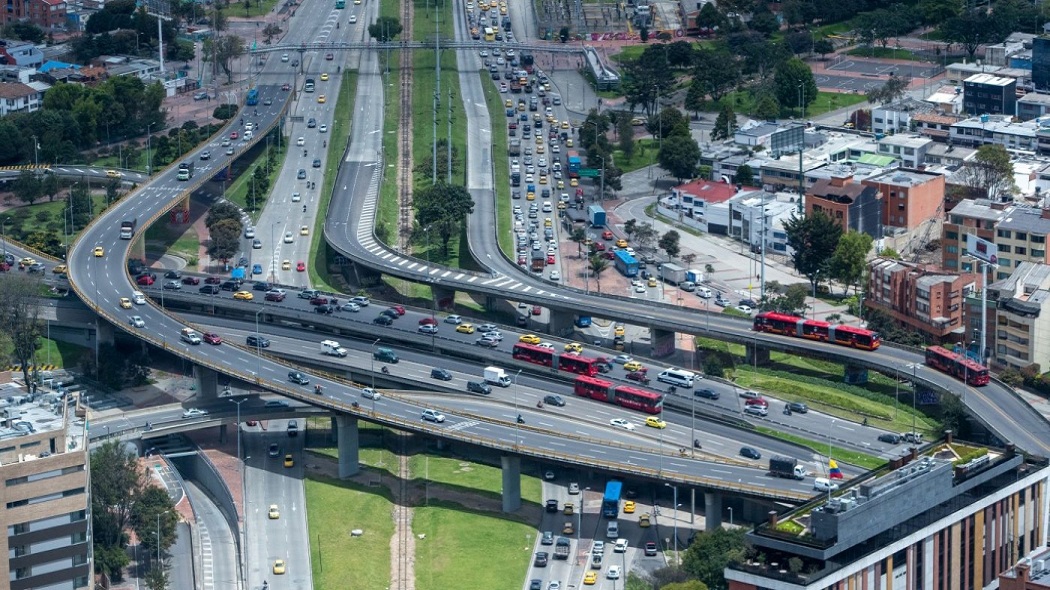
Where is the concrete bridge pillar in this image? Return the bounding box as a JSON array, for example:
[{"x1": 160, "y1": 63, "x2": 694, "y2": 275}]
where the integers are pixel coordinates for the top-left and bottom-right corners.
[
  {"x1": 704, "y1": 492, "x2": 722, "y2": 529},
  {"x1": 745, "y1": 344, "x2": 771, "y2": 366},
  {"x1": 347, "y1": 262, "x2": 383, "y2": 288},
  {"x1": 336, "y1": 414, "x2": 360, "y2": 478},
  {"x1": 844, "y1": 364, "x2": 869, "y2": 384},
  {"x1": 431, "y1": 285, "x2": 456, "y2": 312},
  {"x1": 501, "y1": 455, "x2": 522, "y2": 513},
  {"x1": 650, "y1": 327, "x2": 677, "y2": 358},
  {"x1": 193, "y1": 365, "x2": 220, "y2": 400},
  {"x1": 96, "y1": 320, "x2": 115, "y2": 347},
  {"x1": 484, "y1": 295, "x2": 499, "y2": 312},
  {"x1": 548, "y1": 310, "x2": 575, "y2": 338}
]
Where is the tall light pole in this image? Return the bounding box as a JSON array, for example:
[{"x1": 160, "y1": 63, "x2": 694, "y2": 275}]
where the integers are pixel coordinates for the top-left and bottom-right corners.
[
  {"x1": 513, "y1": 369, "x2": 522, "y2": 443},
  {"x1": 146, "y1": 123, "x2": 154, "y2": 176},
  {"x1": 370, "y1": 338, "x2": 381, "y2": 392},
  {"x1": 665, "y1": 483, "x2": 678, "y2": 567},
  {"x1": 229, "y1": 397, "x2": 246, "y2": 461}
]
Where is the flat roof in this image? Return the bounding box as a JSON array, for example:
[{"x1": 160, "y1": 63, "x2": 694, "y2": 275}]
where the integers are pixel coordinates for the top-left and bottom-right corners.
[{"x1": 964, "y1": 73, "x2": 1015, "y2": 87}]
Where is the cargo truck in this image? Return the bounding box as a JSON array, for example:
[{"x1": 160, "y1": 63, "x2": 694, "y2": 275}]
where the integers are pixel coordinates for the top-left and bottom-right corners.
[
  {"x1": 320, "y1": 339, "x2": 348, "y2": 357},
  {"x1": 119, "y1": 219, "x2": 137, "y2": 240},
  {"x1": 768, "y1": 456, "x2": 808, "y2": 480},
  {"x1": 659, "y1": 262, "x2": 687, "y2": 285},
  {"x1": 588, "y1": 205, "x2": 606, "y2": 227},
  {"x1": 554, "y1": 537, "x2": 570, "y2": 559},
  {"x1": 530, "y1": 250, "x2": 545, "y2": 272},
  {"x1": 509, "y1": 139, "x2": 521, "y2": 157},
  {"x1": 483, "y1": 366, "x2": 512, "y2": 387},
  {"x1": 685, "y1": 269, "x2": 705, "y2": 284},
  {"x1": 177, "y1": 161, "x2": 194, "y2": 181}
]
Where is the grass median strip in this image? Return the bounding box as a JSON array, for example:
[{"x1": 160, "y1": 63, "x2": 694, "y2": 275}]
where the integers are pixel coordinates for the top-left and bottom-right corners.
[
  {"x1": 307, "y1": 476, "x2": 394, "y2": 590},
  {"x1": 754, "y1": 426, "x2": 886, "y2": 471},
  {"x1": 479, "y1": 73, "x2": 513, "y2": 259}
]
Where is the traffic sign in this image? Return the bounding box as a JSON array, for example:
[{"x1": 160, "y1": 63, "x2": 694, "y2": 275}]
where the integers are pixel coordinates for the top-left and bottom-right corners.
[{"x1": 579, "y1": 168, "x2": 601, "y2": 178}]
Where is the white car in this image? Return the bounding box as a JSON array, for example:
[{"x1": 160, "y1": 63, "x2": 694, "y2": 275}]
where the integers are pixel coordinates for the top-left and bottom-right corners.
[
  {"x1": 481, "y1": 331, "x2": 503, "y2": 341},
  {"x1": 609, "y1": 418, "x2": 635, "y2": 431},
  {"x1": 319, "y1": 124, "x2": 328, "y2": 133},
  {"x1": 292, "y1": 192, "x2": 301, "y2": 202},
  {"x1": 479, "y1": 49, "x2": 489, "y2": 57},
  {"x1": 284, "y1": 232, "x2": 294, "y2": 243},
  {"x1": 297, "y1": 136, "x2": 305, "y2": 146},
  {"x1": 348, "y1": 14, "x2": 357, "y2": 23},
  {"x1": 735, "y1": 304, "x2": 754, "y2": 314},
  {"x1": 422, "y1": 409, "x2": 445, "y2": 423},
  {"x1": 182, "y1": 408, "x2": 209, "y2": 419},
  {"x1": 613, "y1": 354, "x2": 633, "y2": 364},
  {"x1": 537, "y1": 342, "x2": 554, "y2": 349},
  {"x1": 633, "y1": 284, "x2": 646, "y2": 293},
  {"x1": 549, "y1": 270, "x2": 560, "y2": 281},
  {"x1": 361, "y1": 388, "x2": 381, "y2": 400},
  {"x1": 614, "y1": 538, "x2": 628, "y2": 553},
  {"x1": 606, "y1": 565, "x2": 621, "y2": 579},
  {"x1": 444, "y1": 314, "x2": 462, "y2": 324},
  {"x1": 128, "y1": 315, "x2": 145, "y2": 328}
]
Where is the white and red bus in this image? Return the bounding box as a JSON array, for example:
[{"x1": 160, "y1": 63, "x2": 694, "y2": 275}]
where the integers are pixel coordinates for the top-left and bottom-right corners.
[
  {"x1": 574, "y1": 375, "x2": 664, "y2": 414},
  {"x1": 924, "y1": 346, "x2": 990, "y2": 386},
  {"x1": 512, "y1": 342, "x2": 601, "y2": 376},
  {"x1": 753, "y1": 311, "x2": 881, "y2": 351}
]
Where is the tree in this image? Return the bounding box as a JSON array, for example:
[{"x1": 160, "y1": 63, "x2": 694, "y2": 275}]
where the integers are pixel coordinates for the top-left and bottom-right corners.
[
  {"x1": 206, "y1": 201, "x2": 242, "y2": 229},
  {"x1": 685, "y1": 78, "x2": 707, "y2": 118},
  {"x1": 206, "y1": 35, "x2": 245, "y2": 83},
  {"x1": 131, "y1": 485, "x2": 178, "y2": 561},
  {"x1": 783, "y1": 0, "x2": 818, "y2": 25},
  {"x1": 262, "y1": 22, "x2": 281, "y2": 44},
  {"x1": 774, "y1": 57, "x2": 818, "y2": 115},
  {"x1": 208, "y1": 218, "x2": 242, "y2": 265},
  {"x1": 657, "y1": 136, "x2": 701, "y2": 183},
  {"x1": 12, "y1": 169, "x2": 41, "y2": 204},
  {"x1": 879, "y1": 245, "x2": 902, "y2": 260},
  {"x1": 415, "y1": 183, "x2": 475, "y2": 255},
  {"x1": 633, "y1": 222, "x2": 659, "y2": 254},
  {"x1": 681, "y1": 253, "x2": 697, "y2": 266},
  {"x1": 692, "y1": 49, "x2": 740, "y2": 102},
  {"x1": 712, "y1": 103, "x2": 736, "y2": 141},
  {"x1": 682, "y1": 528, "x2": 749, "y2": 590},
  {"x1": 41, "y1": 173, "x2": 60, "y2": 202},
  {"x1": 783, "y1": 211, "x2": 843, "y2": 291},
  {"x1": 941, "y1": 9, "x2": 1003, "y2": 60},
  {"x1": 659, "y1": 230, "x2": 681, "y2": 259},
  {"x1": 663, "y1": 581, "x2": 710, "y2": 590},
  {"x1": 623, "y1": 219, "x2": 637, "y2": 239},
  {"x1": 696, "y1": 2, "x2": 724, "y2": 30},
  {"x1": 786, "y1": 30, "x2": 814, "y2": 56},
  {"x1": 829, "y1": 230, "x2": 873, "y2": 294},
  {"x1": 647, "y1": 106, "x2": 690, "y2": 139},
  {"x1": 368, "y1": 16, "x2": 403, "y2": 42},
  {"x1": 813, "y1": 37, "x2": 834, "y2": 60},
  {"x1": 144, "y1": 566, "x2": 170, "y2": 590},
  {"x1": 919, "y1": 0, "x2": 962, "y2": 24},
  {"x1": 865, "y1": 75, "x2": 911, "y2": 105},
  {"x1": 748, "y1": 7, "x2": 780, "y2": 36},
  {"x1": 589, "y1": 255, "x2": 609, "y2": 292},
  {"x1": 0, "y1": 273, "x2": 42, "y2": 388},
  {"x1": 616, "y1": 115, "x2": 635, "y2": 161},
  {"x1": 960, "y1": 144, "x2": 1015, "y2": 200},
  {"x1": 571, "y1": 227, "x2": 588, "y2": 258},
  {"x1": 753, "y1": 93, "x2": 780, "y2": 120},
  {"x1": 622, "y1": 47, "x2": 676, "y2": 117},
  {"x1": 734, "y1": 164, "x2": 754, "y2": 186},
  {"x1": 92, "y1": 440, "x2": 145, "y2": 579}
]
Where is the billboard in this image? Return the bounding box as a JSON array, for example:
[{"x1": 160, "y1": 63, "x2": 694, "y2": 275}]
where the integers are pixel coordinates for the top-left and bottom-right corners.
[{"x1": 965, "y1": 234, "x2": 998, "y2": 265}]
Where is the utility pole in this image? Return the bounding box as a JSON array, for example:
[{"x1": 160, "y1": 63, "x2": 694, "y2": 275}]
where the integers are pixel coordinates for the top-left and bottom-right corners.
[{"x1": 447, "y1": 89, "x2": 454, "y2": 183}]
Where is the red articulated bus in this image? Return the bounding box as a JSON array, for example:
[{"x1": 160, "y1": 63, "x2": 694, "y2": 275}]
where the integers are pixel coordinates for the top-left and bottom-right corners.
[
  {"x1": 512, "y1": 342, "x2": 601, "y2": 376},
  {"x1": 753, "y1": 311, "x2": 881, "y2": 351},
  {"x1": 924, "y1": 346, "x2": 990, "y2": 386},
  {"x1": 573, "y1": 375, "x2": 664, "y2": 414}
]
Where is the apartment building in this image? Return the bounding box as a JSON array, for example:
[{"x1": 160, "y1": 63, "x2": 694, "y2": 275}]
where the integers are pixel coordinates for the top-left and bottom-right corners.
[
  {"x1": 949, "y1": 115, "x2": 1039, "y2": 152},
  {"x1": 805, "y1": 171, "x2": 881, "y2": 238},
  {"x1": 0, "y1": 82, "x2": 42, "y2": 116},
  {"x1": 862, "y1": 168, "x2": 946, "y2": 231},
  {"x1": 963, "y1": 73, "x2": 1017, "y2": 116},
  {"x1": 866, "y1": 257, "x2": 979, "y2": 341},
  {"x1": 0, "y1": 380, "x2": 90, "y2": 590},
  {"x1": 724, "y1": 444, "x2": 1048, "y2": 590},
  {"x1": 942, "y1": 199, "x2": 1014, "y2": 271},
  {"x1": 994, "y1": 207, "x2": 1050, "y2": 280},
  {"x1": 988, "y1": 262, "x2": 1050, "y2": 370},
  {"x1": 875, "y1": 134, "x2": 933, "y2": 168}
]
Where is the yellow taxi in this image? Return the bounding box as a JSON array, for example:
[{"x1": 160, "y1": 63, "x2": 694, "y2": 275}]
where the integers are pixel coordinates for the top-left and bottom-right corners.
[
  {"x1": 615, "y1": 238, "x2": 628, "y2": 248},
  {"x1": 561, "y1": 120, "x2": 570, "y2": 129},
  {"x1": 623, "y1": 361, "x2": 644, "y2": 372},
  {"x1": 566, "y1": 138, "x2": 574, "y2": 147},
  {"x1": 505, "y1": 99, "x2": 513, "y2": 108},
  {"x1": 564, "y1": 342, "x2": 583, "y2": 354},
  {"x1": 93, "y1": 246, "x2": 105, "y2": 257},
  {"x1": 526, "y1": 191, "x2": 535, "y2": 201},
  {"x1": 570, "y1": 178, "x2": 578, "y2": 187},
  {"x1": 499, "y1": 4, "x2": 506, "y2": 13},
  {"x1": 539, "y1": 174, "x2": 548, "y2": 184},
  {"x1": 614, "y1": 325, "x2": 625, "y2": 337},
  {"x1": 536, "y1": 144, "x2": 545, "y2": 154},
  {"x1": 19, "y1": 257, "x2": 35, "y2": 267},
  {"x1": 268, "y1": 504, "x2": 280, "y2": 519},
  {"x1": 535, "y1": 136, "x2": 543, "y2": 145},
  {"x1": 119, "y1": 297, "x2": 132, "y2": 309},
  {"x1": 648, "y1": 277, "x2": 657, "y2": 288},
  {"x1": 300, "y1": 225, "x2": 309, "y2": 235},
  {"x1": 519, "y1": 334, "x2": 542, "y2": 345},
  {"x1": 623, "y1": 500, "x2": 636, "y2": 513},
  {"x1": 563, "y1": 521, "x2": 575, "y2": 535},
  {"x1": 645, "y1": 416, "x2": 666, "y2": 429},
  {"x1": 52, "y1": 264, "x2": 67, "y2": 274},
  {"x1": 639, "y1": 513, "x2": 651, "y2": 527},
  {"x1": 317, "y1": 94, "x2": 326, "y2": 103},
  {"x1": 233, "y1": 290, "x2": 254, "y2": 301},
  {"x1": 273, "y1": 559, "x2": 286, "y2": 574},
  {"x1": 284, "y1": 454, "x2": 294, "y2": 468},
  {"x1": 282, "y1": 260, "x2": 291, "y2": 270},
  {"x1": 106, "y1": 169, "x2": 122, "y2": 178},
  {"x1": 456, "y1": 323, "x2": 476, "y2": 334},
  {"x1": 547, "y1": 114, "x2": 556, "y2": 123},
  {"x1": 320, "y1": 72, "x2": 329, "y2": 81},
  {"x1": 556, "y1": 179, "x2": 564, "y2": 189},
  {"x1": 557, "y1": 201, "x2": 567, "y2": 210},
  {"x1": 584, "y1": 572, "x2": 597, "y2": 585},
  {"x1": 544, "y1": 217, "x2": 552, "y2": 228}
]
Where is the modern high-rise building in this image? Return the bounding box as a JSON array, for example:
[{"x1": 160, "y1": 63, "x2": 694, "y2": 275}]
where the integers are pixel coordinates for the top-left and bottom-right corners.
[
  {"x1": 0, "y1": 378, "x2": 90, "y2": 590},
  {"x1": 1032, "y1": 36, "x2": 1050, "y2": 92},
  {"x1": 724, "y1": 442, "x2": 1048, "y2": 590}
]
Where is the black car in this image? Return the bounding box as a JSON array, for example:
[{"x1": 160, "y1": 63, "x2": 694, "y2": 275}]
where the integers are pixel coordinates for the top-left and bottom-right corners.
[
  {"x1": 246, "y1": 334, "x2": 270, "y2": 348},
  {"x1": 545, "y1": 499, "x2": 558, "y2": 512},
  {"x1": 220, "y1": 280, "x2": 241, "y2": 291},
  {"x1": 307, "y1": 118, "x2": 317, "y2": 128},
  {"x1": 878, "y1": 433, "x2": 902, "y2": 444},
  {"x1": 533, "y1": 552, "x2": 549, "y2": 567},
  {"x1": 430, "y1": 368, "x2": 452, "y2": 381},
  {"x1": 467, "y1": 381, "x2": 492, "y2": 395},
  {"x1": 164, "y1": 270, "x2": 181, "y2": 279},
  {"x1": 380, "y1": 308, "x2": 399, "y2": 319},
  {"x1": 373, "y1": 315, "x2": 393, "y2": 325},
  {"x1": 530, "y1": 579, "x2": 542, "y2": 590},
  {"x1": 199, "y1": 285, "x2": 221, "y2": 294},
  {"x1": 540, "y1": 531, "x2": 554, "y2": 545},
  {"x1": 787, "y1": 402, "x2": 809, "y2": 414},
  {"x1": 695, "y1": 388, "x2": 720, "y2": 400},
  {"x1": 315, "y1": 304, "x2": 333, "y2": 314},
  {"x1": 740, "y1": 446, "x2": 762, "y2": 460},
  {"x1": 288, "y1": 372, "x2": 310, "y2": 385},
  {"x1": 253, "y1": 282, "x2": 272, "y2": 291},
  {"x1": 312, "y1": 158, "x2": 321, "y2": 168},
  {"x1": 543, "y1": 394, "x2": 565, "y2": 407}
]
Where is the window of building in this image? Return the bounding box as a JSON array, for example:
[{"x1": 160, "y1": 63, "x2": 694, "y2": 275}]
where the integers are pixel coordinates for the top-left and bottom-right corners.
[
  {"x1": 946, "y1": 231, "x2": 959, "y2": 240},
  {"x1": 1016, "y1": 246, "x2": 1027, "y2": 255},
  {"x1": 1033, "y1": 234, "x2": 1045, "y2": 244},
  {"x1": 998, "y1": 229, "x2": 1012, "y2": 238},
  {"x1": 1016, "y1": 232, "x2": 1028, "y2": 241},
  {"x1": 1001, "y1": 258, "x2": 1011, "y2": 267},
  {"x1": 998, "y1": 243, "x2": 1011, "y2": 252}
]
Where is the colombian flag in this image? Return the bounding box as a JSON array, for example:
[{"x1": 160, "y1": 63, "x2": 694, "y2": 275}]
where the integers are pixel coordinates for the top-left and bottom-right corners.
[{"x1": 828, "y1": 459, "x2": 843, "y2": 480}]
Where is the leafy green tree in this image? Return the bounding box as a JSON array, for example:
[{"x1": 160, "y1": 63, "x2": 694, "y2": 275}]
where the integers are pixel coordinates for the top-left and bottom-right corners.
[
  {"x1": 208, "y1": 218, "x2": 243, "y2": 265},
  {"x1": 879, "y1": 245, "x2": 902, "y2": 260},
  {"x1": 692, "y1": 49, "x2": 739, "y2": 102},
  {"x1": 91, "y1": 440, "x2": 145, "y2": 580},
  {"x1": 213, "y1": 104, "x2": 238, "y2": 120},
  {"x1": 663, "y1": 581, "x2": 710, "y2": 590},
  {"x1": 753, "y1": 93, "x2": 781, "y2": 120},
  {"x1": 829, "y1": 230, "x2": 873, "y2": 294},
  {"x1": 616, "y1": 116, "x2": 635, "y2": 161},
  {"x1": 571, "y1": 227, "x2": 588, "y2": 258},
  {"x1": 13, "y1": 170, "x2": 41, "y2": 204},
  {"x1": 4, "y1": 21, "x2": 45, "y2": 43},
  {"x1": 734, "y1": 164, "x2": 754, "y2": 186},
  {"x1": 813, "y1": 37, "x2": 834, "y2": 60},
  {"x1": 712, "y1": 103, "x2": 737, "y2": 141},
  {"x1": 659, "y1": 230, "x2": 681, "y2": 259},
  {"x1": 369, "y1": 16, "x2": 403, "y2": 41},
  {"x1": 866, "y1": 75, "x2": 911, "y2": 105},
  {"x1": 667, "y1": 41, "x2": 697, "y2": 68},
  {"x1": 685, "y1": 78, "x2": 707, "y2": 118},
  {"x1": 657, "y1": 136, "x2": 701, "y2": 183},
  {"x1": 783, "y1": 210, "x2": 843, "y2": 292},
  {"x1": 782, "y1": 0, "x2": 817, "y2": 25},
  {"x1": 589, "y1": 255, "x2": 609, "y2": 292},
  {"x1": 696, "y1": 2, "x2": 724, "y2": 30},
  {"x1": 774, "y1": 57, "x2": 818, "y2": 114},
  {"x1": 623, "y1": 218, "x2": 637, "y2": 238},
  {"x1": 415, "y1": 183, "x2": 475, "y2": 256},
  {"x1": 919, "y1": 0, "x2": 961, "y2": 24},
  {"x1": 748, "y1": 7, "x2": 780, "y2": 36},
  {"x1": 95, "y1": 343, "x2": 128, "y2": 389},
  {"x1": 681, "y1": 528, "x2": 749, "y2": 590},
  {"x1": 961, "y1": 144, "x2": 1015, "y2": 200},
  {"x1": 622, "y1": 46, "x2": 676, "y2": 116},
  {"x1": 205, "y1": 35, "x2": 246, "y2": 83},
  {"x1": 131, "y1": 485, "x2": 178, "y2": 561},
  {"x1": 144, "y1": 566, "x2": 169, "y2": 590},
  {"x1": 941, "y1": 9, "x2": 1003, "y2": 59},
  {"x1": 633, "y1": 222, "x2": 659, "y2": 254},
  {"x1": 206, "y1": 201, "x2": 242, "y2": 229},
  {"x1": 262, "y1": 22, "x2": 282, "y2": 44},
  {"x1": 786, "y1": 30, "x2": 814, "y2": 55},
  {"x1": 0, "y1": 272, "x2": 42, "y2": 388}
]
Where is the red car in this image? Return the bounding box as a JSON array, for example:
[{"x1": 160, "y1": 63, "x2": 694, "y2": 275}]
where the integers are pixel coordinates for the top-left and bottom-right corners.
[
  {"x1": 602, "y1": 230, "x2": 613, "y2": 240},
  {"x1": 546, "y1": 255, "x2": 555, "y2": 265},
  {"x1": 281, "y1": 83, "x2": 291, "y2": 91},
  {"x1": 626, "y1": 371, "x2": 651, "y2": 384},
  {"x1": 531, "y1": 305, "x2": 542, "y2": 316},
  {"x1": 419, "y1": 317, "x2": 438, "y2": 326},
  {"x1": 390, "y1": 305, "x2": 406, "y2": 316},
  {"x1": 594, "y1": 242, "x2": 605, "y2": 251},
  {"x1": 181, "y1": 276, "x2": 200, "y2": 285},
  {"x1": 517, "y1": 256, "x2": 527, "y2": 266},
  {"x1": 604, "y1": 251, "x2": 615, "y2": 259},
  {"x1": 230, "y1": 131, "x2": 239, "y2": 140},
  {"x1": 265, "y1": 292, "x2": 285, "y2": 302},
  {"x1": 202, "y1": 332, "x2": 222, "y2": 345},
  {"x1": 296, "y1": 261, "x2": 306, "y2": 272},
  {"x1": 205, "y1": 276, "x2": 223, "y2": 284},
  {"x1": 310, "y1": 296, "x2": 330, "y2": 306},
  {"x1": 136, "y1": 275, "x2": 155, "y2": 286}
]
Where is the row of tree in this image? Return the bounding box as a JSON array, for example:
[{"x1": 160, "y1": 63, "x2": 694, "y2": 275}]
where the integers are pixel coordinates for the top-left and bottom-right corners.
[{"x1": 205, "y1": 201, "x2": 246, "y2": 266}]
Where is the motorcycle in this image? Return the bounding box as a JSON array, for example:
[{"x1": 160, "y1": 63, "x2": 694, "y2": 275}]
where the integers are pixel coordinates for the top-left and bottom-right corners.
[
  {"x1": 668, "y1": 385, "x2": 677, "y2": 394},
  {"x1": 303, "y1": 149, "x2": 308, "y2": 157},
  {"x1": 323, "y1": 140, "x2": 327, "y2": 148},
  {"x1": 381, "y1": 366, "x2": 390, "y2": 374},
  {"x1": 693, "y1": 439, "x2": 701, "y2": 449},
  {"x1": 536, "y1": 401, "x2": 543, "y2": 409},
  {"x1": 315, "y1": 384, "x2": 323, "y2": 394},
  {"x1": 516, "y1": 414, "x2": 525, "y2": 424}
]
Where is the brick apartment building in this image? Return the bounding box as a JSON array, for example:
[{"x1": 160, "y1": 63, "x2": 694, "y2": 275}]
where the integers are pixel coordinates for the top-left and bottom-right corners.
[
  {"x1": 941, "y1": 199, "x2": 1014, "y2": 271},
  {"x1": 994, "y1": 207, "x2": 1050, "y2": 280},
  {"x1": 1, "y1": 0, "x2": 66, "y2": 29},
  {"x1": 862, "y1": 168, "x2": 946, "y2": 231},
  {"x1": 805, "y1": 171, "x2": 882, "y2": 238},
  {"x1": 866, "y1": 257, "x2": 980, "y2": 342}
]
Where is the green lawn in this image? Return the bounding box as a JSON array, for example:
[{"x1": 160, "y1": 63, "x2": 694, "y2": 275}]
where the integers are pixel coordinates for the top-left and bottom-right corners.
[
  {"x1": 407, "y1": 454, "x2": 542, "y2": 504},
  {"x1": 720, "y1": 90, "x2": 867, "y2": 120},
  {"x1": 413, "y1": 502, "x2": 535, "y2": 590},
  {"x1": 143, "y1": 222, "x2": 200, "y2": 266},
  {"x1": 3, "y1": 195, "x2": 110, "y2": 242},
  {"x1": 34, "y1": 339, "x2": 89, "y2": 369},
  {"x1": 306, "y1": 476, "x2": 394, "y2": 590},
  {"x1": 846, "y1": 46, "x2": 921, "y2": 61},
  {"x1": 479, "y1": 73, "x2": 513, "y2": 259},
  {"x1": 222, "y1": 138, "x2": 287, "y2": 218},
  {"x1": 612, "y1": 138, "x2": 659, "y2": 175},
  {"x1": 222, "y1": 0, "x2": 279, "y2": 19},
  {"x1": 755, "y1": 427, "x2": 886, "y2": 471}
]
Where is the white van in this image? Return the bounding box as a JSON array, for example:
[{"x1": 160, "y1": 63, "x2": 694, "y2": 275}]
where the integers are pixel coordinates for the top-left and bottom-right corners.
[
  {"x1": 657, "y1": 368, "x2": 696, "y2": 388},
  {"x1": 696, "y1": 286, "x2": 712, "y2": 298},
  {"x1": 132, "y1": 291, "x2": 146, "y2": 305},
  {"x1": 813, "y1": 477, "x2": 839, "y2": 492}
]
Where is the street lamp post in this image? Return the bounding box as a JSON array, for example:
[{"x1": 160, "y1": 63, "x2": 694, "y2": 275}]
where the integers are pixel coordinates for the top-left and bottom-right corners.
[
  {"x1": 513, "y1": 369, "x2": 522, "y2": 443},
  {"x1": 254, "y1": 309, "x2": 264, "y2": 356},
  {"x1": 370, "y1": 338, "x2": 381, "y2": 392},
  {"x1": 728, "y1": 507, "x2": 733, "y2": 526},
  {"x1": 229, "y1": 397, "x2": 246, "y2": 460},
  {"x1": 665, "y1": 483, "x2": 679, "y2": 567},
  {"x1": 146, "y1": 123, "x2": 154, "y2": 176}
]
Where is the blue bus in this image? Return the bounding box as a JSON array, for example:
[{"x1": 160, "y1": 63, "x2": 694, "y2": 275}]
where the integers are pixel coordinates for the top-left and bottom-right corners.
[
  {"x1": 601, "y1": 480, "x2": 623, "y2": 518},
  {"x1": 613, "y1": 250, "x2": 638, "y2": 277},
  {"x1": 246, "y1": 88, "x2": 259, "y2": 105}
]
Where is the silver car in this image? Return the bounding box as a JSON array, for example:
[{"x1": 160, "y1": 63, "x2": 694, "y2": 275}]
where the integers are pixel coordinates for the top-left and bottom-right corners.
[{"x1": 361, "y1": 388, "x2": 381, "y2": 400}]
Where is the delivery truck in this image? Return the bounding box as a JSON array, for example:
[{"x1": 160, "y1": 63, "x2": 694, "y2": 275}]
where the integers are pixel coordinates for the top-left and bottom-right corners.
[
  {"x1": 768, "y1": 456, "x2": 808, "y2": 480},
  {"x1": 119, "y1": 218, "x2": 137, "y2": 240},
  {"x1": 659, "y1": 262, "x2": 687, "y2": 285},
  {"x1": 484, "y1": 366, "x2": 512, "y2": 387},
  {"x1": 320, "y1": 339, "x2": 348, "y2": 357},
  {"x1": 588, "y1": 205, "x2": 606, "y2": 227}
]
